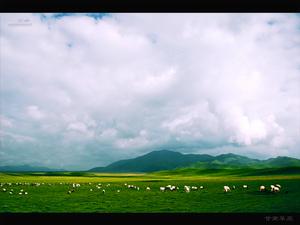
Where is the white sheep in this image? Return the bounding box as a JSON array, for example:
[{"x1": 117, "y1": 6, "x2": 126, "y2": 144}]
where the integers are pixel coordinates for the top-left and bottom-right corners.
[
  {"x1": 2, "y1": 188, "x2": 6, "y2": 192},
  {"x1": 200, "y1": 186, "x2": 204, "y2": 189},
  {"x1": 170, "y1": 186, "x2": 176, "y2": 191},
  {"x1": 9, "y1": 192, "x2": 13, "y2": 195},
  {"x1": 243, "y1": 185, "x2": 248, "y2": 189},
  {"x1": 90, "y1": 189, "x2": 93, "y2": 191},
  {"x1": 146, "y1": 187, "x2": 151, "y2": 191},
  {"x1": 102, "y1": 189, "x2": 105, "y2": 193},
  {"x1": 224, "y1": 186, "x2": 231, "y2": 192},
  {"x1": 275, "y1": 184, "x2": 281, "y2": 189},
  {"x1": 137, "y1": 187, "x2": 140, "y2": 191},
  {"x1": 232, "y1": 185, "x2": 235, "y2": 190},
  {"x1": 270, "y1": 184, "x2": 280, "y2": 192},
  {"x1": 260, "y1": 186, "x2": 266, "y2": 192},
  {"x1": 166, "y1": 185, "x2": 172, "y2": 189},
  {"x1": 160, "y1": 187, "x2": 165, "y2": 192},
  {"x1": 117, "y1": 190, "x2": 120, "y2": 193},
  {"x1": 25, "y1": 192, "x2": 28, "y2": 195},
  {"x1": 184, "y1": 185, "x2": 190, "y2": 193},
  {"x1": 191, "y1": 186, "x2": 198, "y2": 190}
]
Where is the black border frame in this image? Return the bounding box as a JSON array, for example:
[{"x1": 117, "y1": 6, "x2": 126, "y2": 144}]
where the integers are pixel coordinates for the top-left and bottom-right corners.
[
  {"x1": 0, "y1": 0, "x2": 300, "y2": 12},
  {"x1": 1, "y1": 213, "x2": 299, "y2": 225}
]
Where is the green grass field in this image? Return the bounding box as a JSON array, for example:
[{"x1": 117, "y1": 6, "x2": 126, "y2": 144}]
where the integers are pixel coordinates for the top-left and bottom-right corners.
[{"x1": 1, "y1": 172, "x2": 300, "y2": 212}]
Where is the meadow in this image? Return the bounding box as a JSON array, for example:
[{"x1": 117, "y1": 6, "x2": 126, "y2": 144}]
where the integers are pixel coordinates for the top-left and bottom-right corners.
[{"x1": 1, "y1": 172, "x2": 300, "y2": 212}]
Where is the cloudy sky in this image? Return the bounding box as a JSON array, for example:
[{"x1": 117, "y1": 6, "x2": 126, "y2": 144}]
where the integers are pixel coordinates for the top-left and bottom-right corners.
[{"x1": 0, "y1": 13, "x2": 299, "y2": 170}]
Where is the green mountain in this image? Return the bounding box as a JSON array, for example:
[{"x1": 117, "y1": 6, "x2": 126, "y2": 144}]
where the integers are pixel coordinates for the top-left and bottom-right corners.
[
  {"x1": 89, "y1": 150, "x2": 214, "y2": 172},
  {"x1": 89, "y1": 150, "x2": 300, "y2": 172}
]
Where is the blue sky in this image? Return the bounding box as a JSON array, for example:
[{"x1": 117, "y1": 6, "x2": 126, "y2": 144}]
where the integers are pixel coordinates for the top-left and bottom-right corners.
[{"x1": 0, "y1": 13, "x2": 300, "y2": 170}]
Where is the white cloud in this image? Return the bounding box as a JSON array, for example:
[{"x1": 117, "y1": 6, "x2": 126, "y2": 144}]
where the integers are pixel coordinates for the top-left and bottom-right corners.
[
  {"x1": 0, "y1": 115, "x2": 13, "y2": 128},
  {"x1": 26, "y1": 105, "x2": 45, "y2": 120},
  {"x1": 1, "y1": 13, "x2": 300, "y2": 169}
]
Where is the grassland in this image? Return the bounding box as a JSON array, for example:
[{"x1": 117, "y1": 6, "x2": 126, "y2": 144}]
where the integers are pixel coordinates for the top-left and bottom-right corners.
[{"x1": 0, "y1": 171, "x2": 300, "y2": 212}]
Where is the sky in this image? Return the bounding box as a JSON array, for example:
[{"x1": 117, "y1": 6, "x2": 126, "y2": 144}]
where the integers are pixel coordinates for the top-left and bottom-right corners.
[{"x1": 0, "y1": 13, "x2": 299, "y2": 170}]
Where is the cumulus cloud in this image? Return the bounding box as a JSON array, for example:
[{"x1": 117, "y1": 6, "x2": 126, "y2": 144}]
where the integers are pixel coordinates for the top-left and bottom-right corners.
[
  {"x1": 0, "y1": 13, "x2": 299, "y2": 170},
  {"x1": 26, "y1": 105, "x2": 46, "y2": 120}
]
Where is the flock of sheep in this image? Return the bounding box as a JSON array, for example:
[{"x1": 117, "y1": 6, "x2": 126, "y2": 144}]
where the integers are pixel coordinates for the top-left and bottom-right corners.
[
  {"x1": 223, "y1": 184, "x2": 282, "y2": 193},
  {"x1": 1, "y1": 182, "x2": 284, "y2": 196}
]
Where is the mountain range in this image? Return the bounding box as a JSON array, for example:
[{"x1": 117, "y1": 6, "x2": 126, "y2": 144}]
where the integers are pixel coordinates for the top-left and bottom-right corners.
[
  {"x1": 88, "y1": 150, "x2": 300, "y2": 172},
  {"x1": 1, "y1": 150, "x2": 300, "y2": 173},
  {"x1": 0, "y1": 165, "x2": 65, "y2": 172}
]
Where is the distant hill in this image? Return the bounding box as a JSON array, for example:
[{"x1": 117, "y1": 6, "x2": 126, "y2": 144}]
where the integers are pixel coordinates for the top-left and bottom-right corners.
[
  {"x1": 0, "y1": 165, "x2": 65, "y2": 172},
  {"x1": 89, "y1": 150, "x2": 214, "y2": 172},
  {"x1": 88, "y1": 150, "x2": 300, "y2": 173}
]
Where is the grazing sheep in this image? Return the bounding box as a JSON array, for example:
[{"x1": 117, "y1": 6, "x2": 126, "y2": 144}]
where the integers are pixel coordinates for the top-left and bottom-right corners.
[
  {"x1": 260, "y1": 186, "x2": 266, "y2": 192},
  {"x1": 200, "y1": 186, "x2": 204, "y2": 189},
  {"x1": 160, "y1": 187, "x2": 165, "y2": 192},
  {"x1": 243, "y1": 185, "x2": 248, "y2": 189},
  {"x1": 117, "y1": 190, "x2": 120, "y2": 193},
  {"x1": 275, "y1": 184, "x2": 281, "y2": 189},
  {"x1": 90, "y1": 189, "x2": 93, "y2": 192},
  {"x1": 9, "y1": 192, "x2": 13, "y2": 195},
  {"x1": 137, "y1": 187, "x2": 140, "y2": 191},
  {"x1": 25, "y1": 192, "x2": 28, "y2": 195},
  {"x1": 102, "y1": 189, "x2": 105, "y2": 193},
  {"x1": 146, "y1": 187, "x2": 151, "y2": 191},
  {"x1": 19, "y1": 192, "x2": 22, "y2": 195},
  {"x1": 2, "y1": 188, "x2": 6, "y2": 192},
  {"x1": 67, "y1": 190, "x2": 72, "y2": 194},
  {"x1": 270, "y1": 185, "x2": 280, "y2": 192},
  {"x1": 124, "y1": 183, "x2": 127, "y2": 186},
  {"x1": 191, "y1": 186, "x2": 198, "y2": 190},
  {"x1": 72, "y1": 183, "x2": 76, "y2": 188},
  {"x1": 224, "y1": 186, "x2": 231, "y2": 192},
  {"x1": 184, "y1": 186, "x2": 190, "y2": 193},
  {"x1": 170, "y1": 186, "x2": 176, "y2": 191},
  {"x1": 232, "y1": 185, "x2": 236, "y2": 190}
]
